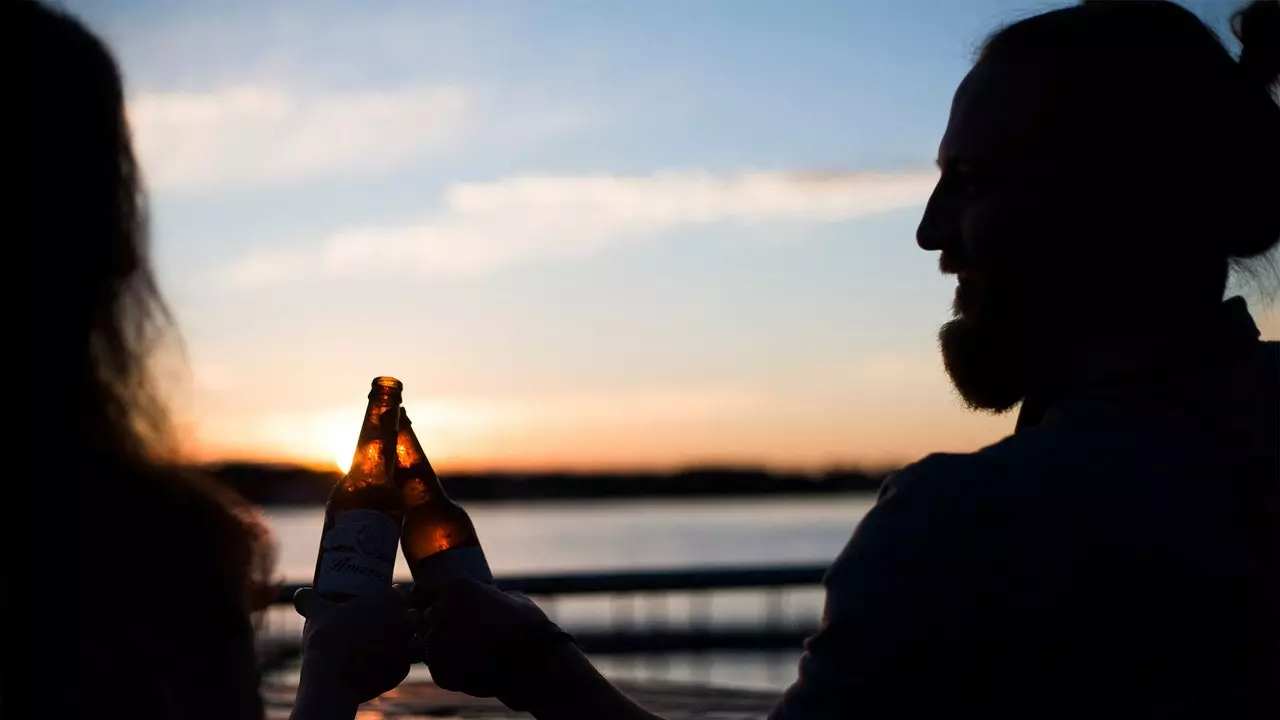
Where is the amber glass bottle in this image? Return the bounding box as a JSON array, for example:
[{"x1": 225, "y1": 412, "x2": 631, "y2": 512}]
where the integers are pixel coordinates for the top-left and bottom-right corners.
[{"x1": 311, "y1": 377, "x2": 404, "y2": 601}]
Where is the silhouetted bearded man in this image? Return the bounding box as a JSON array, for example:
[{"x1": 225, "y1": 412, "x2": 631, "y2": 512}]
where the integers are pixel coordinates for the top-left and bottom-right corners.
[{"x1": 412, "y1": 2, "x2": 1280, "y2": 718}]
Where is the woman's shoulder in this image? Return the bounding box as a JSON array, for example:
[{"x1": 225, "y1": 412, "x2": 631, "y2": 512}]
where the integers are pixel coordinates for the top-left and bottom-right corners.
[
  {"x1": 76, "y1": 460, "x2": 270, "y2": 720},
  {"x1": 80, "y1": 458, "x2": 275, "y2": 607}
]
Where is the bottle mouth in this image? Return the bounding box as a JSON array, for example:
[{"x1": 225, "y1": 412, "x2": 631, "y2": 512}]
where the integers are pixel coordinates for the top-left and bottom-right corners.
[{"x1": 369, "y1": 376, "x2": 405, "y2": 404}]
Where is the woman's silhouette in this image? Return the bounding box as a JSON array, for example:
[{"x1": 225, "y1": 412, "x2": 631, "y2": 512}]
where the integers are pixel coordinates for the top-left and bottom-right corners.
[
  {"x1": 5, "y1": 1, "x2": 275, "y2": 717},
  {"x1": 10, "y1": 3, "x2": 415, "y2": 716}
]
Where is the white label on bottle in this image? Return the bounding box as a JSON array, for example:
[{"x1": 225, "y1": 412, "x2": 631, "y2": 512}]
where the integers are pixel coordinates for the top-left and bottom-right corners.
[
  {"x1": 411, "y1": 546, "x2": 493, "y2": 587},
  {"x1": 315, "y1": 509, "x2": 399, "y2": 597}
]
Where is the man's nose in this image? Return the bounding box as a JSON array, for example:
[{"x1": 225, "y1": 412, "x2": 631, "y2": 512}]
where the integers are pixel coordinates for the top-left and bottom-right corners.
[{"x1": 916, "y1": 184, "x2": 955, "y2": 252}]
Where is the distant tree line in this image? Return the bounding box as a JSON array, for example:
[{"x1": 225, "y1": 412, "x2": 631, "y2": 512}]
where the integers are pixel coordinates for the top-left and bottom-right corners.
[{"x1": 203, "y1": 462, "x2": 891, "y2": 506}]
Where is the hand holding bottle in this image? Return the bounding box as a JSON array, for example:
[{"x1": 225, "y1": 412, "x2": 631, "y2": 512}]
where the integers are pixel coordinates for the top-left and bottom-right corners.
[
  {"x1": 294, "y1": 377, "x2": 409, "y2": 720},
  {"x1": 290, "y1": 585, "x2": 416, "y2": 720},
  {"x1": 420, "y1": 578, "x2": 575, "y2": 707}
]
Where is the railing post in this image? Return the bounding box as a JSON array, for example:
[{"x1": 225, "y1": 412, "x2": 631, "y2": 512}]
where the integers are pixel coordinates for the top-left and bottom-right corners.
[
  {"x1": 645, "y1": 593, "x2": 668, "y2": 681},
  {"x1": 766, "y1": 588, "x2": 785, "y2": 630}
]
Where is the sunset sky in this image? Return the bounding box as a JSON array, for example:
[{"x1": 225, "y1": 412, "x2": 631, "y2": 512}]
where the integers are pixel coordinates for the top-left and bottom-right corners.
[{"x1": 69, "y1": 0, "x2": 1276, "y2": 471}]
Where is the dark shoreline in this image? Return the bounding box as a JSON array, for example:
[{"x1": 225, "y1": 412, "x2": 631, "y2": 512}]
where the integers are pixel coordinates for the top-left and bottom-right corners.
[{"x1": 203, "y1": 462, "x2": 892, "y2": 506}]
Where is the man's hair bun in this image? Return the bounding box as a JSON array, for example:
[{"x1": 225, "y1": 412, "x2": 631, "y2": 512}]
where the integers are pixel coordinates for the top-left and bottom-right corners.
[{"x1": 1233, "y1": 0, "x2": 1280, "y2": 92}]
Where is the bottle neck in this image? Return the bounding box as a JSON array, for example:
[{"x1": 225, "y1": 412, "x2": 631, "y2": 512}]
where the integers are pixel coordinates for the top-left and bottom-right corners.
[
  {"x1": 398, "y1": 424, "x2": 447, "y2": 504},
  {"x1": 349, "y1": 392, "x2": 401, "y2": 483}
]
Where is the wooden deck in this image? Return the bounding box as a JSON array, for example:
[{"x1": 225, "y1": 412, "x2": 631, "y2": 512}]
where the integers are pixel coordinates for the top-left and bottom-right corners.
[{"x1": 263, "y1": 680, "x2": 780, "y2": 719}]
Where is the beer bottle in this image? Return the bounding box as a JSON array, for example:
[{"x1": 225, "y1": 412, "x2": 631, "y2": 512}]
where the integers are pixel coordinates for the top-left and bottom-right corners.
[
  {"x1": 312, "y1": 377, "x2": 404, "y2": 601},
  {"x1": 396, "y1": 407, "x2": 492, "y2": 604}
]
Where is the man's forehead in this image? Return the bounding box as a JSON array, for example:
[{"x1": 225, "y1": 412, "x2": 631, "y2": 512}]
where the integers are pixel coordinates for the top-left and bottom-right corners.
[{"x1": 939, "y1": 58, "x2": 1069, "y2": 166}]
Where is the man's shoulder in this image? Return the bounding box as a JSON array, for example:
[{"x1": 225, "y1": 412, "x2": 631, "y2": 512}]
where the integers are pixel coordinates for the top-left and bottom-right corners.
[
  {"x1": 881, "y1": 428, "x2": 1067, "y2": 506},
  {"x1": 879, "y1": 451, "x2": 990, "y2": 502},
  {"x1": 826, "y1": 432, "x2": 1113, "y2": 597}
]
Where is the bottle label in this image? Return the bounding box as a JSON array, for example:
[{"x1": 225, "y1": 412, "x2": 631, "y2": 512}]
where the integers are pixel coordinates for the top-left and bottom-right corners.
[
  {"x1": 411, "y1": 546, "x2": 493, "y2": 588},
  {"x1": 315, "y1": 509, "x2": 399, "y2": 597}
]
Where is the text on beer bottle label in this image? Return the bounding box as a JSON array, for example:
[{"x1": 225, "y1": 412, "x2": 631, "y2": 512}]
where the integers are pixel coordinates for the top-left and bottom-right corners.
[{"x1": 315, "y1": 509, "x2": 399, "y2": 597}]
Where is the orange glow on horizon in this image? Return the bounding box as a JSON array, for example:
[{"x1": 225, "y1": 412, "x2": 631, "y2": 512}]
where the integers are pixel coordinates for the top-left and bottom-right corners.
[
  {"x1": 185, "y1": 411, "x2": 1016, "y2": 472},
  {"x1": 182, "y1": 376, "x2": 1032, "y2": 474},
  {"x1": 185, "y1": 442, "x2": 925, "y2": 475}
]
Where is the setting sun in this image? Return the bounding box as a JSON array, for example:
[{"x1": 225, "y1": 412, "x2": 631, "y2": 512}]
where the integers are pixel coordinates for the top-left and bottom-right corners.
[
  {"x1": 324, "y1": 418, "x2": 357, "y2": 475},
  {"x1": 332, "y1": 445, "x2": 352, "y2": 475}
]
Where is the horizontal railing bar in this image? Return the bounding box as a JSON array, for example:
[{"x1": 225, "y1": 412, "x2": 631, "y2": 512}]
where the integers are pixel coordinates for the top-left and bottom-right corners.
[
  {"x1": 573, "y1": 627, "x2": 817, "y2": 654},
  {"x1": 272, "y1": 563, "x2": 829, "y2": 605},
  {"x1": 258, "y1": 626, "x2": 818, "y2": 669}
]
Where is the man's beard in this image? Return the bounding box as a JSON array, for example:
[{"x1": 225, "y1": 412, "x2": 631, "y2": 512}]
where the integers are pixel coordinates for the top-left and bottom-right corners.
[{"x1": 939, "y1": 309, "x2": 1028, "y2": 414}]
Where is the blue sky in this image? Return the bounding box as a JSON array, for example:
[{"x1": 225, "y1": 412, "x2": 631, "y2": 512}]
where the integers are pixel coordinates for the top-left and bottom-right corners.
[{"x1": 64, "y1": 0, "x2": 1275, "y2": 469}]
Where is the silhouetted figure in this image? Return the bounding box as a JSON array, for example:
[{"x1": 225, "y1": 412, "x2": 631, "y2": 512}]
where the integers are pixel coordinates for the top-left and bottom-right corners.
[
  {"x1": 418, "y1": 2, "x2": 1280, "y2": 718},
  {"x1": 10, "y1": 3, "x2": 412, "y2": 719},
  {"x1": 6, "y1": 2, "x2": 274, "y2": 718}
]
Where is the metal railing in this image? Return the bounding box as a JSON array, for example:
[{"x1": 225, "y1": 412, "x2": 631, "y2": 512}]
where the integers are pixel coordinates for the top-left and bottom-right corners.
[
  {"x1": 272, "y1": 563, "x2": 828, "y2": 603},
  {"x1": 258, "y1": 563, "x2": 829, "y2": 667}
]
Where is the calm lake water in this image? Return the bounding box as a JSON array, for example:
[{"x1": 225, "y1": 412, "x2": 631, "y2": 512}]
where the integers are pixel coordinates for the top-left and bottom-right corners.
[{"x1": 263, "y1": 495, "x2": 876, "y2": 691}]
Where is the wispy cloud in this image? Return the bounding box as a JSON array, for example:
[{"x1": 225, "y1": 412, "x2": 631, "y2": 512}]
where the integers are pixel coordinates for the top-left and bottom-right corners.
[
  {"x1": 224, "y1": 169, "x2": 940, "y2": 284},
  {"x1": 128, "y1": 85, "x2": 470, "y2": 191}
]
